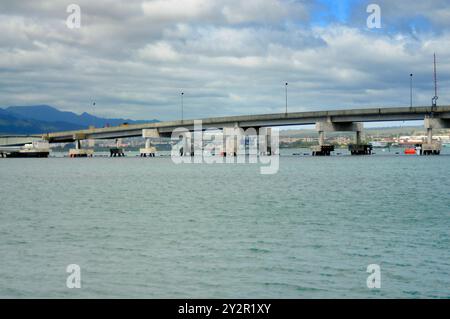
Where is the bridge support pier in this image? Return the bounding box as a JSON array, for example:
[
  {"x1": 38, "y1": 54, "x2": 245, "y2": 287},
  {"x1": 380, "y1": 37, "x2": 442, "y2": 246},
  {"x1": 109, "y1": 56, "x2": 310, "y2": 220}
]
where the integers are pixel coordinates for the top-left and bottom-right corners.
[
  {"x1": 422, "y1": 117, "x2": 449, "y2": 155},
  {"x1": 223, "y1": 127, "x2": 239, "y2": 156},
  {"x1": 221, "y1": 126, "x2": 276, "y2": 157},
  {"x1": 258, "y1": 128, "x2": 276, "y2": 156},
  {"x1": 140, "y1": 129, "x2": 159, "y2": 157},
  {"x1": 171, "y1": 132, "x2": 195, "y2": 157},
  {"x1": 312, "y1": 129, "x2": 333, "y2": 156},
  {"x1": 312, "y1": 122, "x2": 343, "y2": 156},
  {"x1": 69, "y1": 135, "x2": 94, "y2": 158},
  {"x1": 312, "y1": 121, "x2": 372, "y2": 156},
  {"x1": 222, "y1": 125, "x2": 251, "y2": 157},
  {"x1": 110, "y1": 139, "x2": 125, "y2": 157},
  {"x1": 178, "y1": 136, "x2": 195, "y2": 156},
  {"x1": 349, "y1": 125, "x2": 372, "y2": 155},
  {"x1": 140, "y1": 138, "x2": 156, "y2": 157},
  {"x1": 318, "y1": 130, "x2": 325, "y2": 146}
]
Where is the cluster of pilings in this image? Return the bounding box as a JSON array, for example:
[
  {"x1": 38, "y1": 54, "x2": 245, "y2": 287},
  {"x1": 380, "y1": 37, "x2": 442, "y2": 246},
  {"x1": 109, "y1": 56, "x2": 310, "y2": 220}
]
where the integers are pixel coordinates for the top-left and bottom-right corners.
[
  {"x1": 110, "y1": 139, "x2": 126, "y2": 157},
  {"x1": 69, "y1": 149, "x2": 94, "y2": 158},
  {"x1": 348, "y1": 144, "x2": 373, "y2": 155},
  {"x1": 311, "y1": 145, "x2": 334, "y2": 156},
  {"x1": 140, "y1": 150, "x2": 156, "y2": 157},
  {"x1": 421, "y1": 147, "x2": 441, "y2": 155},
  {"x1": 110, "y1": 148, "x2": 125, "y2": 157}
]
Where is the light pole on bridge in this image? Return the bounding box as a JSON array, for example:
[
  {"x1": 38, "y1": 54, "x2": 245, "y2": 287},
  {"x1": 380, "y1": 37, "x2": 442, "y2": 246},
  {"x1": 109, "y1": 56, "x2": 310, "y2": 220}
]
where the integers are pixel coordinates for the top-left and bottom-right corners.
[
  {"x1": 285, "y1": 82, "x2": 288, "y2": 115},
  {"x1": 181, "y1": 92, "x2": 184, "y2": 122},
  {"x1": 410, "y1": 74, "x2": 413, "y2": 107}
]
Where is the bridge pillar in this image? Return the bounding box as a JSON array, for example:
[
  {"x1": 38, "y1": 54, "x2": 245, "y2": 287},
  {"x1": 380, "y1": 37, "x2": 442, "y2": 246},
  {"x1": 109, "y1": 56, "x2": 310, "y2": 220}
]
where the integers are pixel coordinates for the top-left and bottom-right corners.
[
  {"x1": 222, "y1": 126, "x2": 275, "y2": 157},
  {"x1": 174, "y1": 134, "x2": 194, "y2": 157},
  {"x1": 427, "y1": 128, "x2": 433, "y2": 144},
  {"x1": 312, "y1": 129, "x2": 334, "y2": 154},
  {"x1": 69, "y1": 134, "x2": 93, "y2": 158},
  {"x1": 69, "y1": 140, "x2": 94, "y2": 157},
  {"x1": 186, "y1": 136, "x2": 195, "y2": 156},
  {"x1": 247, "y1": 127, "x2": 274, "y2": 156},
  {"x1": 223, "y1": 126, "x2": 244, "y2": 156},
  {"x1": 349, "y1": 124, "x2": 372, "y2": 155},
  {"x1": 312, "y1": 122, "x2": 371, "y2": 156},
  {"x1": 312, "y1": 122, "x2": 358, "y2": 156},
  {"x1": 422, "y1": 117, "x2": 448, "y2": 155},
  {"x1": 259, "y1": 127, "x2": 275, "y2": 156},
  {"x1": 110, "y1": 138, "x2": 125, "y2": 157},
  {"x1": 356, "y1": 130, "x2": 362, "y2": 145},
  {"x1": 170, "y1": 130, "x2": 195, "y2": 157},
  {"x1": 318, "y1": 131, "x2": 325, "y2": 146},
  {"x1": 140, "y1": 129, "x2": 158, "y2": 157}
]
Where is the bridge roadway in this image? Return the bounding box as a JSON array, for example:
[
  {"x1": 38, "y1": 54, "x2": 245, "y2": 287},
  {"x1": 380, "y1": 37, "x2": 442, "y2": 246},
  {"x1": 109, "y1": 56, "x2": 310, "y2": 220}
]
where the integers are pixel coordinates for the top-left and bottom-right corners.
[
  {"x1": 0, "y1": 135, "x2": 43, "y2": 147},
  {"x1": 41, "y1": 105, "x2": 450, "y2": 143}
]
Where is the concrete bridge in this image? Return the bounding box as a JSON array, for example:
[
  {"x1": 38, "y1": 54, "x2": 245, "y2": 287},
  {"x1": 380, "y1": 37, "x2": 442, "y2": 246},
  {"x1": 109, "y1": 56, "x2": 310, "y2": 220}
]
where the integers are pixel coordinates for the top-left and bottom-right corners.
[
  {"x1": 2, "y1": 105, "x2": 450, "y2": 156},
  {"x1": 0, "y1": 135, "x2": 43, "y2": 147},
  {"x1": 42, "y1": 105, "x2": 450, "y2": 143}
]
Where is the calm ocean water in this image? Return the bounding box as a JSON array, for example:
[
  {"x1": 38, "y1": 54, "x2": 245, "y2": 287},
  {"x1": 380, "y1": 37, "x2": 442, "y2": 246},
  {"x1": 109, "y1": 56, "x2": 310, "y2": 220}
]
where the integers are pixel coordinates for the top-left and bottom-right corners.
[{"x1": 1, "y1": 148, "x2": 449, "y2": 298}]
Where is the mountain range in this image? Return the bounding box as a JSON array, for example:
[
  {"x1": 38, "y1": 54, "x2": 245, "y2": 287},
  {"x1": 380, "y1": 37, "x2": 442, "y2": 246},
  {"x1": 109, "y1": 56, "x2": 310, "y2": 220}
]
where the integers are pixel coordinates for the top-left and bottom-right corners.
[{"x1": 0, "y1": 105, "x2": 158, "y2": 134}]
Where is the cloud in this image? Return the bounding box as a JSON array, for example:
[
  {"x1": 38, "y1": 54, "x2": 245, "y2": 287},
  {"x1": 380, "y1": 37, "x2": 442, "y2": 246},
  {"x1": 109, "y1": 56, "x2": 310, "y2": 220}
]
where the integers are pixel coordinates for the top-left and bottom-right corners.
[
  {"x1": 141, "y1": 0, "x2": 216, "y2": 22},
  {"x1": 221, "y1": 0, "x2": 306, "y2": 24},
  {"x1": 0, "y1": 0, "x2": 449, "y2": 121},
  {"x1": 137, "y1": 42, "x2": 180, "y2": 61},
  {"x1": 141, "y1": 0, "x2": 308, "y2": 25}
]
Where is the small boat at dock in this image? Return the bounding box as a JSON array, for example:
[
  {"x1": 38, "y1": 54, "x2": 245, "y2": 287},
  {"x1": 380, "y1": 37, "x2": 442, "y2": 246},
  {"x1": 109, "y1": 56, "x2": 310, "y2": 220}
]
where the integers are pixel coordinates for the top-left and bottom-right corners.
[
  {"x1": 404, "y1": 148, "x2": 416, "y2": 155},
  {"x1": 370, "y1": 141, "x2": 389, "y2": 148}
]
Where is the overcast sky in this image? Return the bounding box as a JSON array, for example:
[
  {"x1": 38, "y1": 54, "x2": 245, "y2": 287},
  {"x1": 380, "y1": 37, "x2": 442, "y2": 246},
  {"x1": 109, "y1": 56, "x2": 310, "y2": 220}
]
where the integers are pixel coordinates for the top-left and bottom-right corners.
[{"x1": 1, "y1": 0, "x2": 449, "y2": 120}]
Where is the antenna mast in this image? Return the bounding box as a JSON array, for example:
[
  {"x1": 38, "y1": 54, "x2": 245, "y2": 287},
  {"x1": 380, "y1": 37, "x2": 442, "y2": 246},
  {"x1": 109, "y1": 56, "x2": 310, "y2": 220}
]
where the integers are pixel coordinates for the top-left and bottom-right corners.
[{"x1": 432, "y1": 53, "x2": 438, "y2": 108}]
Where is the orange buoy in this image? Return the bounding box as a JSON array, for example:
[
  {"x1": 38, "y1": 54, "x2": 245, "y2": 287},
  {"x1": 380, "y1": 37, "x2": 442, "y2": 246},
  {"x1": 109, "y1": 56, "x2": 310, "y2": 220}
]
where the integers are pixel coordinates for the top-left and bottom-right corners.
[{"x1": 404, "y1": 148, "x2": 416, "y2": 155}]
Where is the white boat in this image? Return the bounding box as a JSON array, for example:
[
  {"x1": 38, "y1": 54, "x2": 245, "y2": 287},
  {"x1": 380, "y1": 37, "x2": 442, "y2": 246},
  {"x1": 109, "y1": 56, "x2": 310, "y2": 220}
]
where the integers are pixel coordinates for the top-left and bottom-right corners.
[{"x1": 369, "y1": 141, "x2": 388, "y2": 148}]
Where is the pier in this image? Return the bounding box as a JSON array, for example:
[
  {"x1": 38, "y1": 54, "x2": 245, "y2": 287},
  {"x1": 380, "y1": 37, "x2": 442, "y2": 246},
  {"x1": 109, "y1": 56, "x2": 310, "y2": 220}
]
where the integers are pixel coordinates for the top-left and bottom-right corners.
[
  {"x1": 68, "y1": 138, "x2": 93, "y2": 158},
  {"x1": 110, "y1": 139, "x2": 125, "y2": 157},
  {"x1": 140, "y1": 129, "x2": 157, "y2": 157}
]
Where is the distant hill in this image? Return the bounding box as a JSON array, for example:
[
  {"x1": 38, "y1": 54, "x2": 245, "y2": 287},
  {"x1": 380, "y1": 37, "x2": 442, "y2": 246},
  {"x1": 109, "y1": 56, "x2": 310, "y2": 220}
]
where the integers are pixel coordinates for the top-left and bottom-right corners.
[
  {"x1": 0, "y1": 108, "x2": 85, "y2": 134},
  {"x1": 0, "y1": 105, "x2": 159, "y2": 134}
]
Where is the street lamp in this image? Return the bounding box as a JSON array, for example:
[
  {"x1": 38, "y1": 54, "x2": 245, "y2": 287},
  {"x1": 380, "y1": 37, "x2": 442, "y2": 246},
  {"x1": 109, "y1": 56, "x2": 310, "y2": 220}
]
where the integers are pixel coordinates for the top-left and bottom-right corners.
[
  {"x1": 285, "y1": 82, "x2": 288, "y2": 115},
  {"x1": 409, "y1": 74, "x2": 413, "y2": 107},
  {"x1": 91, "y1": 102, "x2": 96, "y2": 128},
  {"x1": 181, "y1": 92, "x2": 184, "y2": 122}
]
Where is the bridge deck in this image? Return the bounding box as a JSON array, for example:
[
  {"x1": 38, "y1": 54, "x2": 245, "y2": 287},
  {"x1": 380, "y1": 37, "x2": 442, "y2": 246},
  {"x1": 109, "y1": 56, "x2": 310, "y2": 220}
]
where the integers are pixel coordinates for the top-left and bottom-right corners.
[{"x1": 29, "y1": 105, "x2": 450, "y2": 143}]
